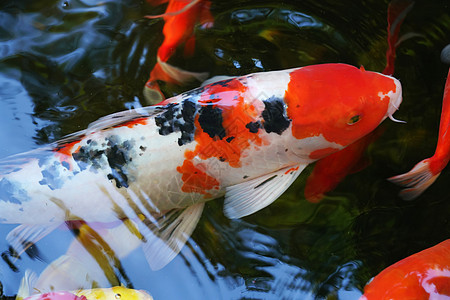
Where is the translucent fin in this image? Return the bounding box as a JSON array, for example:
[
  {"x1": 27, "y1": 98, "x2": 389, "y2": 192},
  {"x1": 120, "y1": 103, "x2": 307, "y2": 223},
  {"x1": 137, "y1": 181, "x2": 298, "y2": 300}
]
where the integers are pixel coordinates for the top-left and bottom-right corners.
[
  {"x1": 143, "y1": 84, "x2": 165, "y2": 105},
  {"x1": 6, "y1": 223, "x2": 60, "y2": 258},
  {"x1": 34, "y1": 255, "x2": 100, "y2": 292},
  {"x1": 201, "y1": 75, "x2": 237, "y2": 87},
  {"x1": 388, "y1": 160, "x2": 440, "y2": 200},
  {"x1": 224, "y1": 164, "x2": 306, "y2": 219},
  {"x1": 16, "y1": 269, "x2": 38, "y2": 300},
  {"x1": 158, "y1": 59, "x2": 209, "y2": 84},
  {"x1": 138, "y1": 203, "x2": 204, "y2": 270},
  {"x1": 56, "y1": 106, "x2": 169, "y2": 145}
]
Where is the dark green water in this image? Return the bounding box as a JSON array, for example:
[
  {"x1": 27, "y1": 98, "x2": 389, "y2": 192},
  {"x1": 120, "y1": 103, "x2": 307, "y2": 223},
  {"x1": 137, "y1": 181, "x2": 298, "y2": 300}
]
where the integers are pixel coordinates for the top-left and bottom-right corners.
[{"x1": 0, "y1": 0, "x2": 449, "y2": 299}]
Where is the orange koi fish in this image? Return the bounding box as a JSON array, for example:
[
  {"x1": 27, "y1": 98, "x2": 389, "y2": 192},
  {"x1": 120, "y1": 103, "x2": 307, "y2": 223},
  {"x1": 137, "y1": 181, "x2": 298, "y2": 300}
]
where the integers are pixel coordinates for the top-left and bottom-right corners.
[
  {"x1": 389, "y1": 67, "x2": 450, "y2": 199},
  {"x1": 360, "y1": 239, "x2": 450, "y2": 299},
  {"x1": 0, "y1": 64, "x2": 402, "y2": 270},
  {"x1": 144, "y1": 0, "x2": 213, "y2": 103},
  {"x1": 304, "y1": 0, "x2": 412, "y2": 202}
]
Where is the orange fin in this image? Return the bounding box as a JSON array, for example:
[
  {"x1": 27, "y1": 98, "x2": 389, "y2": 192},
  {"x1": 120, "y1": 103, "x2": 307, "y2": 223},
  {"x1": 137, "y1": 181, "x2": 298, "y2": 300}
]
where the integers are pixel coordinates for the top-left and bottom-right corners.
[
  {"x1": 183, "y1": 35, "x2": 196, "y2": 57},
  {"x1": 304, "y1": 130, "x2": 381, "y2": 203},
  {"x1": 145, "y1": 0, "x2": 202, "y2": 19},
  {"x1": 158, "y1": 58, "x2": 209, "y2": 83},
  {"x1": 388, "y1": 159, "x2": 440, "y2": 200}
]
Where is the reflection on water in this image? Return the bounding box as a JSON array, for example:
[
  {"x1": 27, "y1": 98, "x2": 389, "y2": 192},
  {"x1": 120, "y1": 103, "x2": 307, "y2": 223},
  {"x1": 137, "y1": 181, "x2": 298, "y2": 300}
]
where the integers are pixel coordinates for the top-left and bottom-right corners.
[{"x1": 0, "y1": 0, "x2": 449, "y2": 299}]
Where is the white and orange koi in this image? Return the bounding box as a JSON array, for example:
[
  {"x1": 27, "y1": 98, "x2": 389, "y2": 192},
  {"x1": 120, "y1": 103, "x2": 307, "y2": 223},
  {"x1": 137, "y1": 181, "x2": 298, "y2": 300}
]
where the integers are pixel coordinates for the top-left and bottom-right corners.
[{"x1": 0, "y1": 63, "x2": 402, "y2": 270}]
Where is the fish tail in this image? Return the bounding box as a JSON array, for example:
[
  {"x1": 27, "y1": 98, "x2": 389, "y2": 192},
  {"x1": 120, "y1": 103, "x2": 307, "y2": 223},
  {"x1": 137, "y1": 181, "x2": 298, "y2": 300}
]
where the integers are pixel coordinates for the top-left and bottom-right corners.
[{"x1": 388, "y1": 159, "x2": 440, "y2": 200}]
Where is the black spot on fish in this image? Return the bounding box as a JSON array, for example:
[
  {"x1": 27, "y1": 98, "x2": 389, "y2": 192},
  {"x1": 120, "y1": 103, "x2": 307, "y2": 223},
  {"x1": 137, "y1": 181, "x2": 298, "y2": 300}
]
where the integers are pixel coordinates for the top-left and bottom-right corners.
[
  {"x1": 226, "y1": 136, "x2": 235, "y2": 143},
  {"x1": 140, "y1": 145, "x2": 147, "y2": 152},
  {"x1": 72, "y1": 136, "x2": 135, "y2": 189},
  {"x1": 155, "y1": 103, "x2": 180, "y2": 136},
  {"x1": 261, "y1": 97, "x2": 291, "y2": 135},
  {"x1": 105, "y1": 144, "x2": 130, "y2": 189},
  {"x1": 246, "y1": 121, "x2": 261, "y2": 133},
  {"x1": 72, "y1": 147, "x2": 105, "y2": 171},
  {"x1": 178, "y1": 99, "x2": 196, "y2": 146},
  {"x1": 243, "y1": 175, "x2": 249, "y2": 179},
  {"x1": 219, "y1": 157, "x2": 226, "y2": 162},
  {"x1": 254, "y1": 175, "x2": 277, "y2": 189},
  {"x1": 198, "y1": 104, "x2": 226, "y2": 139},
  {"x1": 154, "y1": 101, "x2": 197, "y2": 146}
]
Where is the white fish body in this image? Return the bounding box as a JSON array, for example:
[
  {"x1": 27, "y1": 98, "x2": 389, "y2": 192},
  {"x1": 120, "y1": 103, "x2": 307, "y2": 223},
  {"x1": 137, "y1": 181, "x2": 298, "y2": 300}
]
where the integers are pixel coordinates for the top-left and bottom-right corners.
[{"x1": 0, "y1": 64, "x2": 402, "y2": 269}]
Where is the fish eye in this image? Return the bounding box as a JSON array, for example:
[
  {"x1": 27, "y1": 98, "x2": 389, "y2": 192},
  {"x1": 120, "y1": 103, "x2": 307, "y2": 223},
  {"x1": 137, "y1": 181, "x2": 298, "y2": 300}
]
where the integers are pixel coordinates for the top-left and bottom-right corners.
[
  {"x1": 347, "y1": 115, "x2": 361, "y2": 125},
  {"x1": 115, "y1": 293, "x2": 121, "y2": 299}
]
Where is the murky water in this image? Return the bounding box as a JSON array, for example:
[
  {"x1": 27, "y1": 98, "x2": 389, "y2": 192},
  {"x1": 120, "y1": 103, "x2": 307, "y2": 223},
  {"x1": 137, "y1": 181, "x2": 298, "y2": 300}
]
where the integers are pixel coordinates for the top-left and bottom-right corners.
[{"x1": 0, "y1": 0, "x2": 449, "y2": 299}]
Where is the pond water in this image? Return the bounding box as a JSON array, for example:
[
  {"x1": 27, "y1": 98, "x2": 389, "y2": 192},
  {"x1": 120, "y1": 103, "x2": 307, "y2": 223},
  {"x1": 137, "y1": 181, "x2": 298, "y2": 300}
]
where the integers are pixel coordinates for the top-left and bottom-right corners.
[{"x1": 0, "y1": 0, "x2": 449, "y2": 299}]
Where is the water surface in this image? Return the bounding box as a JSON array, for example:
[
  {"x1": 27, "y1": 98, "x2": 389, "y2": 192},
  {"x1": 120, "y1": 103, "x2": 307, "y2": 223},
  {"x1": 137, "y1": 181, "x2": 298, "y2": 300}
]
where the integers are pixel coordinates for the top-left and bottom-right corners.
[{"x1": 0, "y1": 0, "x2": 449, "y2": 299}]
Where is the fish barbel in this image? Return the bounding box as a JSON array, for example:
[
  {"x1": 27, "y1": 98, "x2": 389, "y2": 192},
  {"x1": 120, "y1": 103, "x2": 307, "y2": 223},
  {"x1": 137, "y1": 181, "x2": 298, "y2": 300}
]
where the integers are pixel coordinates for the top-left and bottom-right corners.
[{"x1": 0, "y1": 63, "x2": 402, "y2": 270}]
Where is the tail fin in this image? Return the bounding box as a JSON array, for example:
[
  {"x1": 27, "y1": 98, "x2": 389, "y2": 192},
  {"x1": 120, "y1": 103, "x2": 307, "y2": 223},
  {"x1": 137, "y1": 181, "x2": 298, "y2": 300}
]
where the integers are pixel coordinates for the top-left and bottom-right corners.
[
  {"x1": 143, "y1": 59, "x2": 209, "y2": 105},
  {"x1": 388, "y1": 159, "x2": 440, "y2": 200}
]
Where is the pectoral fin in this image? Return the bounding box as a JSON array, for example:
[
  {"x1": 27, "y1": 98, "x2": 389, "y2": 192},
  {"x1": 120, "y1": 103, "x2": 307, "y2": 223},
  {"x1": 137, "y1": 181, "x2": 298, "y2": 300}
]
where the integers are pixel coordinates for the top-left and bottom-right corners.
[
  {"x1": 224, "y1": 164, "x2": 306, "y2": 219},
  {"x1": 138, "y1": 202, "x2": 204, "y2": 270}
]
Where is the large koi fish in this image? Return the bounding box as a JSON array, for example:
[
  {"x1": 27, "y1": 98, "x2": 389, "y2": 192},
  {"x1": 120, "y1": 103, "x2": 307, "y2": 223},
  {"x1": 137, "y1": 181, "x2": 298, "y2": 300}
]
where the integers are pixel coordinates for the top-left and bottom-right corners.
[{"x1": 0, "y1": 64, "x2": 402, "y2": 270}]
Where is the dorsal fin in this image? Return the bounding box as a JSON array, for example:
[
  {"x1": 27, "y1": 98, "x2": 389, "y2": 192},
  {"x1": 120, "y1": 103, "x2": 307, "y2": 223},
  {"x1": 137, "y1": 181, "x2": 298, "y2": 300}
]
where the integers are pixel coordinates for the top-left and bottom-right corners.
[{"x1": 55, "y1": 105, "x2": 171, "y2": 146}]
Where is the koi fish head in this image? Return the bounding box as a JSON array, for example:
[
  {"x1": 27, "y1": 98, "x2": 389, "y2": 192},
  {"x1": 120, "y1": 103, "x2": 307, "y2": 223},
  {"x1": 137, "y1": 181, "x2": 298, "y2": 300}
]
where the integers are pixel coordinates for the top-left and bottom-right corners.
[{"x1": 285, "y1": 63, "x2": 402, "y2": 158}]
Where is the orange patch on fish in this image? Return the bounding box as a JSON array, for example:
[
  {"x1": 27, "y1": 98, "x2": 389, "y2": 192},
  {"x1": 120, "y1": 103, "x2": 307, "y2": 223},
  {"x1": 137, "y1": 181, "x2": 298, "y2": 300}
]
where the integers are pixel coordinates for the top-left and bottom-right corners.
[
  {"x1": 113, "y1": 117, "x2": 148, "y2": 129},
  {"x1": 177, "y1": 78, "x2": 268, "y2": 194},
  {"x1": 176, "y1": 160, "x2": 219, "y2": 196},
  {"x1": 284, "y1": 166, "x2": 300, "y2": 175},
  {"x1": 185, "y1": 79, "x2": 265, "y2": 168},
  {"x1": 284, "y1": 64, "x2": 395, "y2": 146},
  {"x1": 54, "y1": 140, "x2": 82, "y2": 170}
]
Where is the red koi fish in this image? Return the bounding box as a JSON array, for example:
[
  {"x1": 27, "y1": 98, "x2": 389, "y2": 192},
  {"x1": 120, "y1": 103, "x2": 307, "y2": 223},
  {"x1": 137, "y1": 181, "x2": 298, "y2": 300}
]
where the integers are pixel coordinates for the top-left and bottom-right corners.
[
  {"x1": 144, "y1": 0, "x2": 213, "y2": 103},
  {"x1": 303, "y1": 0, "x2": 412, "y2": 202},
  {"x1": 389, "y1": 67, "x2": 450, "y2": 199},
  {"x1": 0, "y1": 64, "x2": 402, "y2": 270},
  {"x1": 360, "y1": 239, "x2": 450, "y2": 299}
]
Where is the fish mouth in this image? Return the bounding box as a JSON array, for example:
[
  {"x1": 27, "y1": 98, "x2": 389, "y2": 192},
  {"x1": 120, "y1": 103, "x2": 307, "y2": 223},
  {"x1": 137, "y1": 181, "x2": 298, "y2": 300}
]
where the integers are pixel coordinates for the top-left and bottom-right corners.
[{"x1": 386, "y1": 77, "x2": 404, "y2": 123}]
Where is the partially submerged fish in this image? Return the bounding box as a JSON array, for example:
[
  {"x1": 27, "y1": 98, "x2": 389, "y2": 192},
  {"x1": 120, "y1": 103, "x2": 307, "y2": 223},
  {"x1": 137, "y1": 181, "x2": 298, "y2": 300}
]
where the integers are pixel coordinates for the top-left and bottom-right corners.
[
  {"x1": 0, "y1": 63, "x2": 402, "y2": 270},
  {"x1": 360, "y1": 239, "x2": 450, "y2": 299}
]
